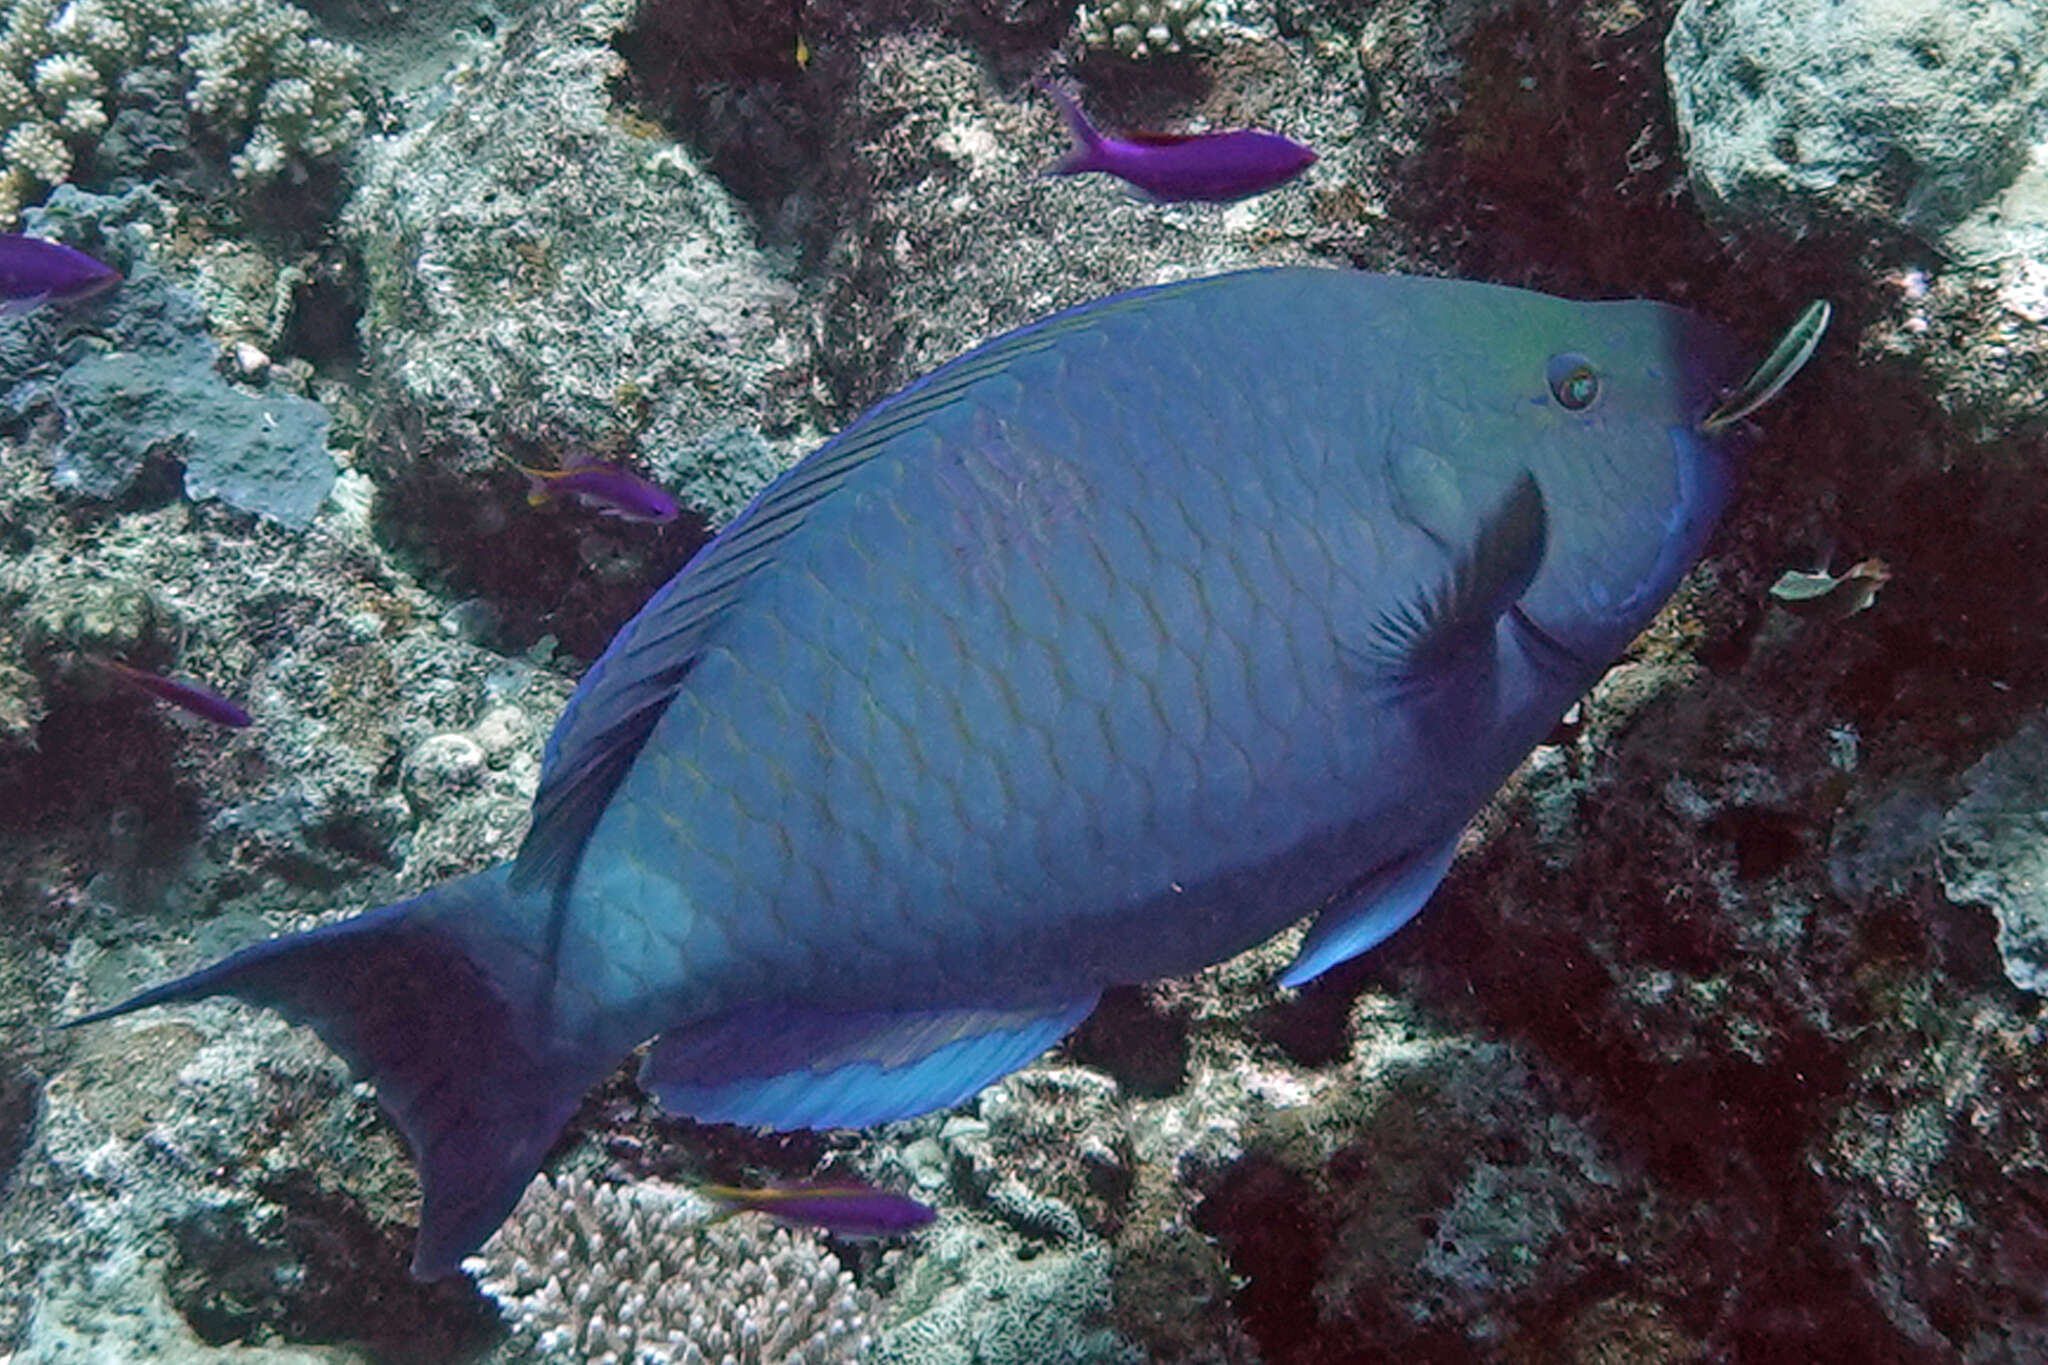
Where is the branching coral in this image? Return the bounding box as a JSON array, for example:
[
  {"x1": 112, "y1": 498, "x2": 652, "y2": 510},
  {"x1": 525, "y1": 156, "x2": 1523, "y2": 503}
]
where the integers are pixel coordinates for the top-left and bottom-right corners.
[
  {"x1": 0, "y1": 0, "x2": 365, "y2": 222},
  {"x1": 469, "y1": 1172, "x2": 878, "y2": 1365},
  {"x1": 1076, "y1": 0, "x2": 1224, "y2": 60}
]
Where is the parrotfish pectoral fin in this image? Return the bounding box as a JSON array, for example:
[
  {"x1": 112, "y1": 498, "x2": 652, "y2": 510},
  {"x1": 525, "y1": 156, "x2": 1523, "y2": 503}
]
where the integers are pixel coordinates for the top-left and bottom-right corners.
[
  {"x1": 1356, "y1": 471, "x2": 1549, "y2": 693},
  {"x1": 1278, "y1": 833, "x2": 1462, "y2": 988},
  {"x1": 67, "y1": 866, "x2": 618, "y2": 1280},
  {"x1": 639, "y1": 998, "x2": 1098, "y2": 1130}
]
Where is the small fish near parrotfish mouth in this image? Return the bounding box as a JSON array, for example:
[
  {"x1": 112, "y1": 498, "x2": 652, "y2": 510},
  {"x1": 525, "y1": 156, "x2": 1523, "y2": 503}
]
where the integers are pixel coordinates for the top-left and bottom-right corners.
[
  {"x1": 68, "y1": 269, "x2": 1826, "y2": 1280},
  {"x1": 0, "y1": 233, "x2": 121, "y2": 315}
]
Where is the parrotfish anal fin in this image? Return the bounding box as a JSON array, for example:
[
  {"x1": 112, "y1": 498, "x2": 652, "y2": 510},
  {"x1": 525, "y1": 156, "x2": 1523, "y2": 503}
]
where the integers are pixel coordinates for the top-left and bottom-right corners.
[
  {"x1": 67, "y1": 867, "x2": 615, "y2": 1280},
  {"x1": 639, "y1": 998, "x2": 1098, "y2": 1130},
  {"x1": 512, "y1": 272, "x2": 1254, "y2": 897},
  {"x1": 1278, "y1": 833, "x2": 1461, "y2": 988},
  {"x1": 1354, "y1": 471, "x2": 1548, "y2": 692}
]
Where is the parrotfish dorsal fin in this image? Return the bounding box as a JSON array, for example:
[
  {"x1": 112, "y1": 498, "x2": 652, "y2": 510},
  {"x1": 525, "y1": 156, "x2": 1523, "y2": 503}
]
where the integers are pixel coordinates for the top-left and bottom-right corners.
[
  {"x1": 512, "y1": 281, "x2": 1227, "y2": 896},
  {"x1": 1359, "y1": 470, "x2": 1548, "y2": 690}
]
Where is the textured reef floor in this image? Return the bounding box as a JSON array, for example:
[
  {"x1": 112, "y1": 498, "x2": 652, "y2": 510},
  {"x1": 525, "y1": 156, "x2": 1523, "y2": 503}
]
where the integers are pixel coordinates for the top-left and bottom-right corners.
[{"x1": 5, "y1": 0, "x2": 2048, "y2": 1361}]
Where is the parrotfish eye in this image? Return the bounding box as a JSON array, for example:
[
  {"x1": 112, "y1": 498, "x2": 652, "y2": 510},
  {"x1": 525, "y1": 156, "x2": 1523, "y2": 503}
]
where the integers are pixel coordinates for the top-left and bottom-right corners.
[{"x1": 1546, "y1": 354, "x2": 1600, "y2": 411}]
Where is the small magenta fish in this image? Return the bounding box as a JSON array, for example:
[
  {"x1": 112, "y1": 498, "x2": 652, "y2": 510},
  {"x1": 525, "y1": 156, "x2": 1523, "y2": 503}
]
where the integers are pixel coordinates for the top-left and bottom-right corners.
[
  {"x1": 89, "y1": 657, "x2": 253, "y2": 729},
  {"x1": 699, "y1": 1180, "x2": 936, "y2": 1238},
  {"x1": 502, "y1": 449, "x2": 680, "y2": 524},
  {"x1": 0, "y1": 234, "x2": 121, "y2": 315},
  {"x1": 1039, "y1": 82, "x2": 1316, "y2": 203}
]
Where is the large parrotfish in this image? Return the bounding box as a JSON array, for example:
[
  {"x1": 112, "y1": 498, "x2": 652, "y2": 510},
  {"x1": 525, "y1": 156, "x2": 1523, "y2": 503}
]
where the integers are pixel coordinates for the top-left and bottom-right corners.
[{"x1": 75, "y1": 269, "x2": 1814, "y2": 1277}]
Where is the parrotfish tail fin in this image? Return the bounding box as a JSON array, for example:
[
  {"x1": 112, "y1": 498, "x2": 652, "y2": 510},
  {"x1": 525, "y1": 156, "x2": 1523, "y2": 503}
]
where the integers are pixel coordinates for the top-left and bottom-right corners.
[
  {"x1": 1037, "y1": 80, "x2": 1106, "y2": 176},
  {"x1": 67, "y1": 866, "x2": 613, "y2": 1281}
]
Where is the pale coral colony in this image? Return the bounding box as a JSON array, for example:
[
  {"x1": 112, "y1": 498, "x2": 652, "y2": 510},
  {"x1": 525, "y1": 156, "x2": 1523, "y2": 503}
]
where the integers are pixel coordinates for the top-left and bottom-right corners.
[{"x1": 0, "y1": 0, "x2": 365, "y2": 221}]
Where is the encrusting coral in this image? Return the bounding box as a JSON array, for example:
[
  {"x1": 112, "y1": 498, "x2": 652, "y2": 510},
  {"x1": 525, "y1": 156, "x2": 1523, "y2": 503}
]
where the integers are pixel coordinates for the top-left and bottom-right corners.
[
  {"x1": 0, "y1": 0, "x2": 365, "y2": 221},
  {"x1": 468, "y1": 1171, "x2": 878, "y2": 1365}
]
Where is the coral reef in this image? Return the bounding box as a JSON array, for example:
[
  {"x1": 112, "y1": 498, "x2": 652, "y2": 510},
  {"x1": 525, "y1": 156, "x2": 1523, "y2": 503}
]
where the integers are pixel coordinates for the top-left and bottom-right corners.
[
  {"x1": 1935, "y1": 715, "x2": 2048, "y2": 994},
  {"x1": 798, "y1": 28, "x2": 1334, "y2": 419},
  {"x1": 2, "y1": 0, "x2": 2047, "y2": 1360},
  {"x1": 1668, "y1": 0, "x2": 2048, "y2": 446},
  {"x1": 0, "y1": 0, "x2": 366, "y2": 222},
  {"x1": 0, "y1": 389, "x2": 564, "y2": 1359},
  {"x1": 1666, "y1": 0, "x2": 2046, "y2": 242},
  {"x1": 1075, "y1": 0, "x2": 1224, "y2": 60},
  {"x1": 3, "y1": 188, "x2": 339, "y2": 527},
  {"x1": 471, "y1": 1171, "x2": 876, "y2": 1365},
  {"x1": 871, "y1": 1220, "x2": 1139, "y2": 1365},
  {"x1": 342, "y1": 0, "x2": 805, "y2": 530},
  {"x1": 948, "y1": 1068, "x2": 1132, "y2": 1240}
]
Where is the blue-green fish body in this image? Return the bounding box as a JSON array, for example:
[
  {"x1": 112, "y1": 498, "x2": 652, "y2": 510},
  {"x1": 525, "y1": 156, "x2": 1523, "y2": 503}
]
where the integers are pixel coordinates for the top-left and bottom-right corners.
[{"x1": 77, "y1": 268, "x2": 1751, "y2": 1276}]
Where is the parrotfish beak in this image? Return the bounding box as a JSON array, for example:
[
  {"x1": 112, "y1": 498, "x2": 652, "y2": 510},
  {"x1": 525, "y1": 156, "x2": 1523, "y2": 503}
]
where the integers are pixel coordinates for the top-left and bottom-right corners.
[{"x1": 1699, "y1": 299, "x2": 1831, "y2": 434}]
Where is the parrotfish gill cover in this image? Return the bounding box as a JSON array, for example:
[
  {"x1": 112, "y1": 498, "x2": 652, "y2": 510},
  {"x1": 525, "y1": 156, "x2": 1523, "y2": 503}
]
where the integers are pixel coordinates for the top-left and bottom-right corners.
[{"x1": 72, "y1": 267, "x2": 1753, "y2": 1279}]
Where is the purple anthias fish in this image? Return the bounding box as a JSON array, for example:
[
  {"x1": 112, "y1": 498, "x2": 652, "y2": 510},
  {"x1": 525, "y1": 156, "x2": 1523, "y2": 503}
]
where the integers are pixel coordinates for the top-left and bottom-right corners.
[
  {"x1": 698, "y1": 1180, "x2": 936, "y2": 1238},
  {"x1": 92, "y1": 657, "x2": 253, "y2": 729},
  {"x1": 1040, "y1": 82, "x2": 1316, "y2": 203},
  {"x1": 0, "y1": 234, "x2": 121, "y2": 315},
  {"x1": 506, "y1": 450, "x2": 680, "y2": 524}
]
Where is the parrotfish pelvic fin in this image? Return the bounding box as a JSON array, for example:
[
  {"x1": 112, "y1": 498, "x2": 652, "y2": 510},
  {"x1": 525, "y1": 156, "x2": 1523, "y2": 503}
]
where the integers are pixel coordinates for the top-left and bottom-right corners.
[
  {"x1": 1280, "y1": 831, "x2": 1463, "y2": 987},
  {"x1": 1356, "y1": 471, "x2": 1549, "y2": 694},
  {"x1": 67, "y1": 866, "x2": 617, "y2": 1280}
]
